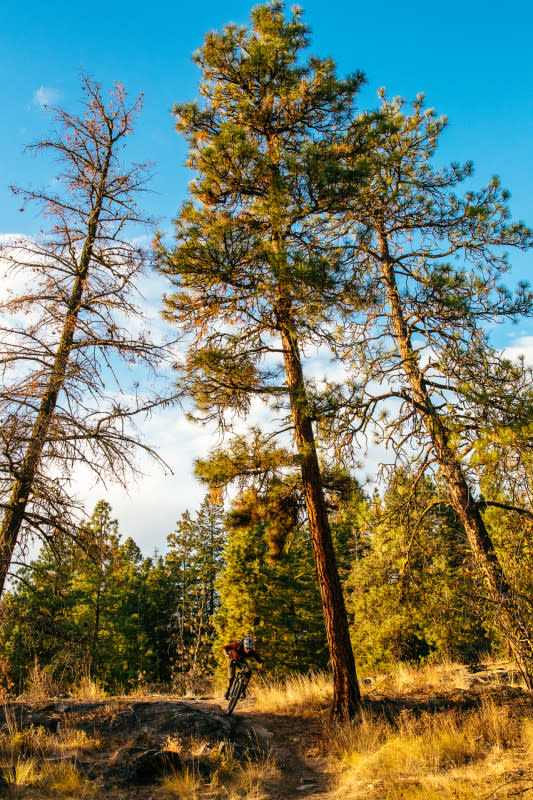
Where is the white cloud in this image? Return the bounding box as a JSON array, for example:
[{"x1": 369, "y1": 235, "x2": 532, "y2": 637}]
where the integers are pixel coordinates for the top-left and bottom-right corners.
[
  {"x1": 75, "y1": 406, "x2": 216, "y2": 555},
  {"x1": 504, "y1": 335, "x2": 533, "y2": 368},
  {"x1": 0, "y1": 234, "x2": 30, "y2": 246},
  {"x1": 33, "y1": 87, "x2": 61, "y2": 108},
  {"x1": 3, "y1": 231, "x2": 531, "y2": 558}
]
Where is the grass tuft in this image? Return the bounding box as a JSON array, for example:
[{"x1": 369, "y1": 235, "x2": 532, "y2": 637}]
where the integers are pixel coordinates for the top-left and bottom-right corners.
[
  {"x1": 157, "y1": 766, "x2": 203, "y2": 800},
  {"x1": 39, "y1": 759, "x2": 98, "y2": 798},
  {"x1": 0, "y1": 755, "x2": 38, "y2": 794},
  {"x1": 69, "y1": 675, "x2": 106, "y2": 699},
  {"x1": 252, "y1": 670, "x2": 333, "y2": 714}
]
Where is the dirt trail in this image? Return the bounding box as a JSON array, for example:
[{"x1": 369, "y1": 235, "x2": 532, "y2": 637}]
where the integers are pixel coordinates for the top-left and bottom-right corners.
[
  {"x1": 225, "y1": 701, "x2": 333, "y2": 799},
  {"x1": 3, "y1": 663, "x2": 527, "y2": 798},
  {"x1": 0, "y1": 695, "x2": 335, "y2": 799}
]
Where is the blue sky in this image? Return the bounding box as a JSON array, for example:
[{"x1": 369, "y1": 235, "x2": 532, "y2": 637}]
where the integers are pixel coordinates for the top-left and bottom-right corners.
[
  {"x1": 1, "y1": 0, "x2": 532, "y2": 549},
  {"x1": 2, "y1": 0, "x2": 532, "y2": 242}
]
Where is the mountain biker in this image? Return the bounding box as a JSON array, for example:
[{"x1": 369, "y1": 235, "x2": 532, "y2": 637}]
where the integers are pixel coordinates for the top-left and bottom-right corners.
[{"x1": 223, "y1": 636, "x2": 264, "y2": 700}]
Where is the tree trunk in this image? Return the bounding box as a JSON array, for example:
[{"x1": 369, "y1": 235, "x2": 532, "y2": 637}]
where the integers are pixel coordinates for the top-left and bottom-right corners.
[
  {"x1": 378, "y1": 231, "x2": 533, "y2": 690},
  {"x1": 91, "y1": 582, "x2": 102, "y2": 674},
  {"x1": 280, "y1": 325, "x2": 361, "y2": 719},
  {"x1": 0, "y1": 151, "x2": 111, "y2": 594}
]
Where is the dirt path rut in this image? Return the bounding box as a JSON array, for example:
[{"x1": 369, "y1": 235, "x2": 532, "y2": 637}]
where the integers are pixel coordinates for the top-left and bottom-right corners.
[{"x1": 229, "y1": 704, "x2": 332, "y2": 799}]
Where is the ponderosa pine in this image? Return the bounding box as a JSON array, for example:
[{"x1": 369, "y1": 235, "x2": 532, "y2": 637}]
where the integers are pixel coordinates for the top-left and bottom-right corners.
[
  {"x1": 339, "y1": 95, "x2": 533, "y2": 687},
  {"x1": 157, "y1": 2, "x2": 369, "y2": 718}
]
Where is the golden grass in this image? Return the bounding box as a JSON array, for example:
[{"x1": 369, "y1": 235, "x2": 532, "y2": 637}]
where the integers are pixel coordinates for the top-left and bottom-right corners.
[
  {"x1": 327, "y1": 694, "x2": 533, "y2": 799},
  {"x1": 523, "y1": 718, "x2": 533, "y2": 756},
  {"x1": 0, "y1": 756, "x2": 99, "y2": 799},
  {"x1": 22, "y1": 661, "x2": 60, "y2": 701},
  {"x1": 251, "y1": 669, "x2": 333, "y2": 714},
  {"x1": 382, "y1": 660, "x2": 464, "y2": 694},
  {"x1": 157, "y1": 766, "x2": 203, "y2": 800},
  {"x1": 373, "y1": 659, "x2": 527, "y2": 696},
  {"x1": 0, "y1": 755, "x2": 39, "y2": 795},
  {"x1": 38, "y1": 759, "x2": 98, "y2": 798},
  {"x1": 68, "y1": 676, "x2": 106, "y2": 700},
  {"x1": 243, "y1": 661, "x2": 533, "y2": 800},
  {"x1": 0, "y1": 711, "x2": 101, "y2": 760},
  {"x1": 232, "y1": 749, "x2": 280, "y2": 798},
  {"x1": 1, "y1": 661, "x2": 530, "y2": 800},
  {"x1": 156, "y1": 737, "x2": 279, "y2": 800},
  {"x1": 0, "y1": 705, "x2": 102, "y2": 799}
]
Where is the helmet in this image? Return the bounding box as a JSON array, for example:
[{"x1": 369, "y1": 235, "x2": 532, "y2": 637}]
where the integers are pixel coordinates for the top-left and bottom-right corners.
[{"x1": 243, "y1": 636, "x2": 255, "y2": 649}]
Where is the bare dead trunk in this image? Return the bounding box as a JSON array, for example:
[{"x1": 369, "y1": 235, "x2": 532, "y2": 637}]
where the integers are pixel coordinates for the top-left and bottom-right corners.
[
  {"x1": 0, "y1": 152, "x2": 111, "y2": 594},
  {"x1": 280, "y1": 325, "x2": 361, "y2": 719},
  {"x1": 378, "y1": 231, "x2": 533, "y2": 690}
]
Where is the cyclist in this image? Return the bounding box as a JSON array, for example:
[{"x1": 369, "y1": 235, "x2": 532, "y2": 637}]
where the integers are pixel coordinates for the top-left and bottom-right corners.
[{"x1": 223, "y1": 636, "x2": 264, "y2": 700}]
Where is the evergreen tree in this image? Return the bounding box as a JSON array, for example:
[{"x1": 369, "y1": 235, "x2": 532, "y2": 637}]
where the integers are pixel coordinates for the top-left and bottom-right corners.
[
  {"x1": 478, "y1": 465, "x2": 533, "y2": 652},
  {"x1": 157, "y1": 2, "x2": 370, "y2": 718},
  {"x1": 200, "y1": 435, "x2": 364, "y2": 674},
  {"x1": 215, "y1": 489, "x2": 330, "y2": 674},
  {"x1": 337, "y1": 94, "x2": 533, "y2": 686},
  {"x1": 0, "y1": 541, "x2": 81, "y2": 691},
  {"x1": 347, "y1": 472, "x2": 491, "y2": 670},
  {"x1": 0, "y1": 502, "x2": 175, "y2": 692},
  {"x1": 166, "y1": 496, "x2": 225, "y2": 680},
  {"x1": 140, "y1": 553, "x2": 176, "y2": 684},
  {"x1": 69, "y1": 501, "x2": 121, "y2": 675}
]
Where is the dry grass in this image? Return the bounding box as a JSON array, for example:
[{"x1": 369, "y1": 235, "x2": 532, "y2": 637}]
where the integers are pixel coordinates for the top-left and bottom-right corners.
[
  {"x1": 251, "y1": 670, "x2": 333, "y2": 715},
  {"x1": 158, "y1": 766, "x2": 204, "y2": 800},
  {"x1": 1, "y1": 661, "x2": 530, "y2": 800},
  {"x1": 0, "y1": 755, "x2": 39, "y2": 795},
  {"x1": 19, "y1": 661, "x2": 108, "y2": 702},
  {"x1": 0, "y1": 705, "x2": 102, "y2": 798},
  {"x1": 68, "y1": 675, "x2": 106, "y2": 700},
  {"x1": 523, "y1": 717, "x2": 533, "y2": 756},
  {"x1": 37, "y1": 759, "x2": 98, "y2": 798},
  {"x1": 22, "y1": 662, "x2": 60, "y2": 701},
  {"x1": 0, "y1": 757, "x2": 98, "y2": 799},
  {"x1": 326, "y1": 681, "x2": 533, "y2": 799},
  {"x1": 379, "y1": 660, "x2": 465, "y2": 695},
  {"x1": 243, "y1": 662, "x2": 533, "y2": 800},
  {"x1": 0, "y1": 707, "x2": 101, "y2": 760},
  {"x1": 371, "y1": 659, "x2": 527, "y2": 697},
  {"x1": 156, "y1": 735, "x2": 279, "y2": 800}
]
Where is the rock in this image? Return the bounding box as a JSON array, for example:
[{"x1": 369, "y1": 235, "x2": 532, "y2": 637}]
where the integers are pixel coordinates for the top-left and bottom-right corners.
[{"x1": 129, "y1": 749, "x2": 213, "y2": 783}]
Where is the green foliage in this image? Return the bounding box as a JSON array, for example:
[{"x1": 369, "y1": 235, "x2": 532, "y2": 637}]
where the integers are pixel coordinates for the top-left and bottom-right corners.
[
  {"x1": 347, "y1": 473, "x2": 492, "y2": 670},
  {"x1": 157, "y1": 1, "x2": 375, "y2": 715},
  {"x1": 338, "y1": 92, "x2": 533, "y2": 468},
  {"x1": 208, "y1": 434, "x2": 367, "y2": 675},
  {"x1": 214, "y1": 488, "x2": 330, "y2": 675},
  {"x1": 3, "y1": 9, "x2": 532, "y2": 694},
  {"x1": 334, "y1": 91, "x2": 533, "y2": 679},
  {"x1": 479, "y1": 467, "x2": 533, "y2": 646},
  {"x1": 0, "y1": 501, "x2": 175, "y2": 692},
  {"x1": 166, "y1": 497, "x2": 225, "y2": 680},
  {"x1": 156, "y1": 1, "x2": 368, "y2": 435}
]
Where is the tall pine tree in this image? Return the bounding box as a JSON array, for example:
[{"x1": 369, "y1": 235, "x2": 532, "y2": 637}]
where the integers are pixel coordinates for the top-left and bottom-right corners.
[
  {"x1": 157, "y1": 0, "x2": 370, "y2": 719},
  {"x1": 337, "y1": 94, "x2": 533, "y2": 687}
]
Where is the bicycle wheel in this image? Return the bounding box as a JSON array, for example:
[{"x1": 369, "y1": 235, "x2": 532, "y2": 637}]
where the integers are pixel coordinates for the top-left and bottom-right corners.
[{"x1": 226, "y1": 673, "x2": 244, "y2": 715}]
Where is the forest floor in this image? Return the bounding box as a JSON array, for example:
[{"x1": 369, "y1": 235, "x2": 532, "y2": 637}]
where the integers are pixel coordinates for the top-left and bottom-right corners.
[{"x1": 0, "y1": 660, "x2": 532, "y2": 799}]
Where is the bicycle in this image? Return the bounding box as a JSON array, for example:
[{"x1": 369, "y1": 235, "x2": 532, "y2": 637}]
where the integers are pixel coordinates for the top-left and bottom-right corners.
[{"x1": 225, "y1": 662, "x2": 253, "y2": 716}]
